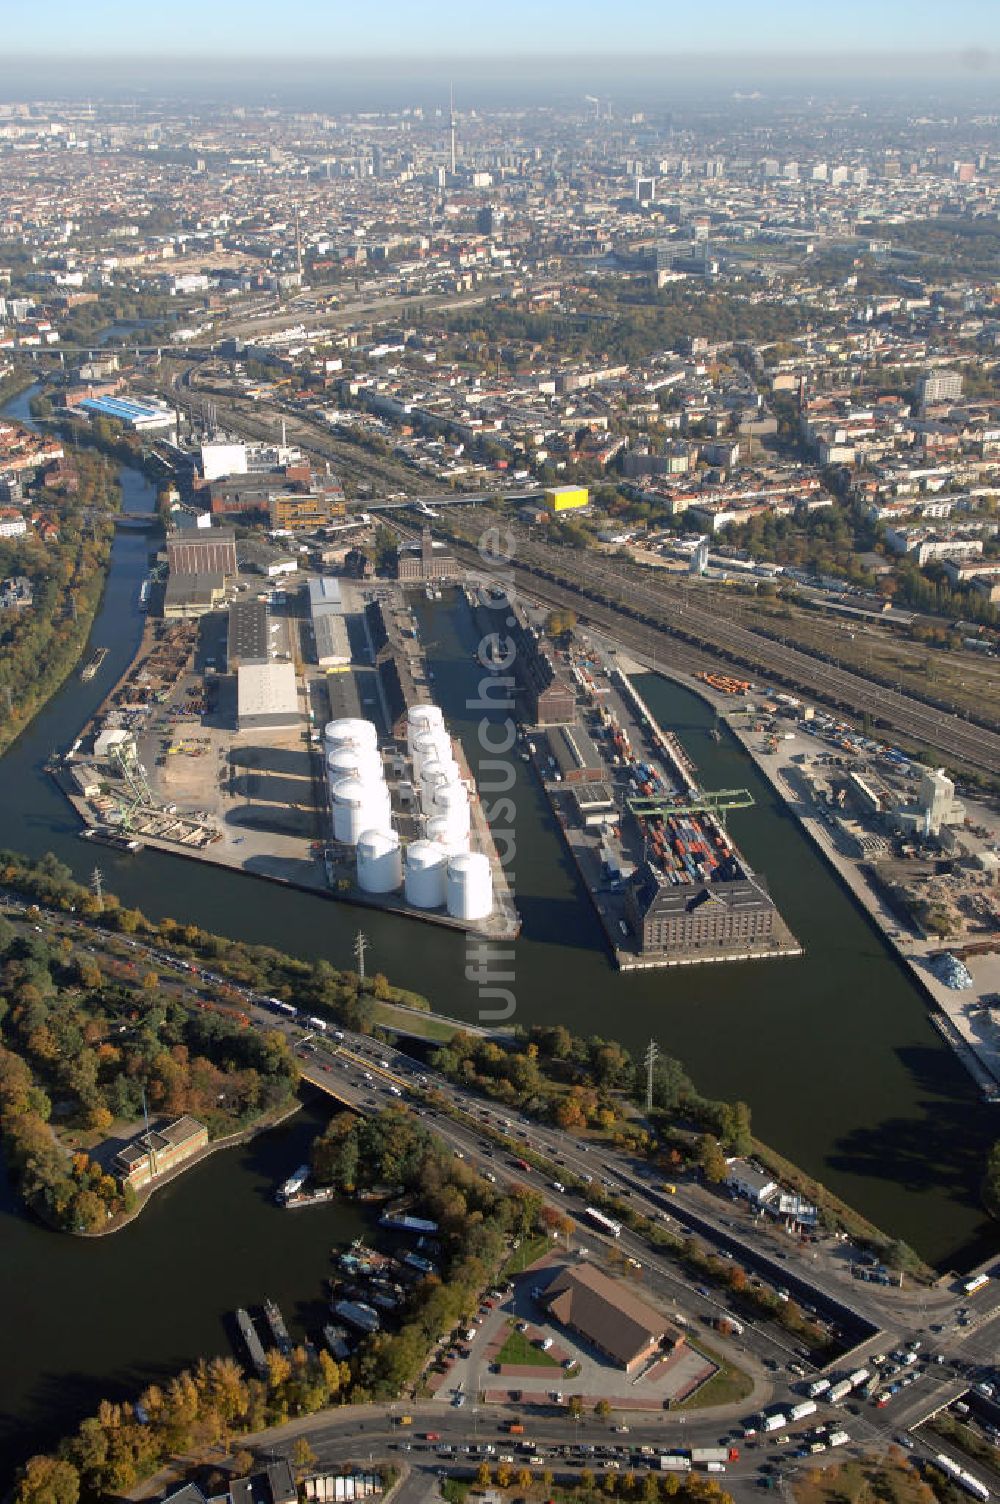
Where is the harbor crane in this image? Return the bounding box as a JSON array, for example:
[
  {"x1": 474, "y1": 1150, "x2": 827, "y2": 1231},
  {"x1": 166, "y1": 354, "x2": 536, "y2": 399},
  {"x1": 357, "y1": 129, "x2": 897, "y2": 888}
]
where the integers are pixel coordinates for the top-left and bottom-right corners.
[{"x1": 626, "y1": 787, "x2": 754, "y2": 830}]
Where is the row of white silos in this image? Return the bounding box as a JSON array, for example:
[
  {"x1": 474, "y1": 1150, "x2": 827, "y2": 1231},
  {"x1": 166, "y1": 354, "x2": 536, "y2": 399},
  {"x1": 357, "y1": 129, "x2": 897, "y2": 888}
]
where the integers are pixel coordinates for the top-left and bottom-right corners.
[
  {"x1": 324, "y1": 718, "x2": 395, "y2": 852},
  {"x1": 321, "y1": 710, "x2": 492, "y2": 919}
]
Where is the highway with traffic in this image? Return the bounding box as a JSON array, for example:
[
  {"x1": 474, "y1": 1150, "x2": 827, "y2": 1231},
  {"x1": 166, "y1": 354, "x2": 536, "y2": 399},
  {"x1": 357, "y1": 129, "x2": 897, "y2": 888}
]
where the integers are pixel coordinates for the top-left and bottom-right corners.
[{"x1": 9, "y1": 893, "x2": 1000, "y2": 1500}]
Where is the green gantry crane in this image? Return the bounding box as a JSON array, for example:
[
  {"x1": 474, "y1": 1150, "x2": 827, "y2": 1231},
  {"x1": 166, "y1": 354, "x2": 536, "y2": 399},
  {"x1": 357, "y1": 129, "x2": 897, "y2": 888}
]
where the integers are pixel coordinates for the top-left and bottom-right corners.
[{"x1": 627, "y1": 787, "x2": 754, "y2": 828}]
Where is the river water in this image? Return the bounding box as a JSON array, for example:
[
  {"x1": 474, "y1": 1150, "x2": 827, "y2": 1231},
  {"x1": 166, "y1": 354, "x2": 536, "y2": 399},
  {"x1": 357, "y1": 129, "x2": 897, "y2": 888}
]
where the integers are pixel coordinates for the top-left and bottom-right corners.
[{"x1": 0, "y1": 386, "x2": 995, "y2": 1476}]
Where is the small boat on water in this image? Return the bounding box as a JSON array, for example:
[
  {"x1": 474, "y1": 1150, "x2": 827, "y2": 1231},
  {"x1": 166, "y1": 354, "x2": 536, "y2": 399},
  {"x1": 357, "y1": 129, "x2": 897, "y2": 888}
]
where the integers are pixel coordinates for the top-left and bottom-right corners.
[
  {"x1": 81, "y1": 647, "x2": 109, "y2": 681},
  {"x1": 262, "y1": 1297, "x2": 293, "y2": 1355},
  {"x1": 138, "y1": 577, "x2": 150, "y2": 611}
]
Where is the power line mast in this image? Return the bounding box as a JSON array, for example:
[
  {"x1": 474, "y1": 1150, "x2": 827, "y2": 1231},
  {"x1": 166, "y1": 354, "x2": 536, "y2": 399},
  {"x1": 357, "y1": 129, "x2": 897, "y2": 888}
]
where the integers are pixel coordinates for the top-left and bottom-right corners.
[
  {"x1": 90, "y1": 866, "x2": 104, "y2": 911},
  {"x1": 643, "y1": 1038, "x2": 658, "y2": 1113},
  {"x1": 354, "y1": 929, "x2": 369, "y2": 986}
]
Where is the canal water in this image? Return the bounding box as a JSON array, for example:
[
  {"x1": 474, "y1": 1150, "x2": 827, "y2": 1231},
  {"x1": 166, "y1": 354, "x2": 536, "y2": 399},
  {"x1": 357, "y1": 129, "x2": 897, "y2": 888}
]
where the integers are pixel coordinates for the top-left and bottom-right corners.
[{"x1": 0, "y1": 386, "x2": 995, "y2": 1474}]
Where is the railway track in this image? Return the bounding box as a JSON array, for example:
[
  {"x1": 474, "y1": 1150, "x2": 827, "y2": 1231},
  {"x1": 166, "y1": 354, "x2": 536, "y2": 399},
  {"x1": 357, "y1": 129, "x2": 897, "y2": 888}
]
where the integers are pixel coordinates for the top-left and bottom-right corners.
[{"x1": 407, "y1": 517, "x2": 1000, "y2": 779}]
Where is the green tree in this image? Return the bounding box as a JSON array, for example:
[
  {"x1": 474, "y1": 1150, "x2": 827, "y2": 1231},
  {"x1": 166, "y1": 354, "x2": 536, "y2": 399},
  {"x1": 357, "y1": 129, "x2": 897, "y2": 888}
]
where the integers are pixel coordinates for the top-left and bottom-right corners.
[
  {"x1": 291, "y1": 1437, "x2": 317, "y2": 1475},
  {"x1": 697, "y1": 1135, "x2": 728, "y2": 1184},
  {"x1": 13, "y1": 1455, "x2": 80, "y2": 1504}
]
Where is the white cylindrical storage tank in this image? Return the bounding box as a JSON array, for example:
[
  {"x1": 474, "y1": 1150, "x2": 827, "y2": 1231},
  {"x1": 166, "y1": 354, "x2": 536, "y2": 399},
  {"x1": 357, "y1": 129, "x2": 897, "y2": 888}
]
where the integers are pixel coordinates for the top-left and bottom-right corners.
[
  {"x1": 419, "y1": 756, "x2": 460, "y2": 807},
  {"x1": 447, "y1": 851, "x2": 493, "y2": 921},
  {"x1": 324, "y1": 717, "x2": 379, "y2": 754},
  {"x1": 425, "y1": 814, "x2": 471, "y2": 855},
  {"x1": 332, "y1": 776, "x2": 390, "y2": 846},
  {"x1": 407, "y1": 704, "x2": 444, "y2": 750},
  {"x1": 356, "y1": 829, "x2": 403, "y2": 894},
  {"x1": 433, "y1": 781, "x2": 471, "y2": 836},
  {"x1": 410, "y1": 728, "x2": 450, "y2": 773},
  {"x1": 404, "y1": 839, "x2": 447, "y2": 909},
  {"x1": 326, "y1": 745, "x2": 383, "y2": 785}
]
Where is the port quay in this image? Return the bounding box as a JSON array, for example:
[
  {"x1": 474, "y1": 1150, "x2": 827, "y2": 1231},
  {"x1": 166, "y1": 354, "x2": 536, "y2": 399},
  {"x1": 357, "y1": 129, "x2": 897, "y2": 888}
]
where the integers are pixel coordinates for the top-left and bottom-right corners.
[{"x1": 23, "y1": 412, "x2": 1000, "y2": 1111}]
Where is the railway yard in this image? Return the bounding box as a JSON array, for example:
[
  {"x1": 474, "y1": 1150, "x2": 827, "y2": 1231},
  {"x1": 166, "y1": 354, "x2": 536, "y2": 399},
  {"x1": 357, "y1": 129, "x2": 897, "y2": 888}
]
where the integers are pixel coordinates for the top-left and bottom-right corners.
[{"x1": 434, "y1": 515, "x2": 1000, "y2": 782}]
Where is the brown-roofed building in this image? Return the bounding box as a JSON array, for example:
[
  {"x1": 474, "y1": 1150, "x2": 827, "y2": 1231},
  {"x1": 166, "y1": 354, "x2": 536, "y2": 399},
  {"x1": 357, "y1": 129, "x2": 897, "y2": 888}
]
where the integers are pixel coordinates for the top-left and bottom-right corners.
[
  {"x1": 542, "y1": 1263, "x2": 678, "y2": 1371},
  {"x1": 113, "y1": 1115, "x2": 208, "y2": 1192}
]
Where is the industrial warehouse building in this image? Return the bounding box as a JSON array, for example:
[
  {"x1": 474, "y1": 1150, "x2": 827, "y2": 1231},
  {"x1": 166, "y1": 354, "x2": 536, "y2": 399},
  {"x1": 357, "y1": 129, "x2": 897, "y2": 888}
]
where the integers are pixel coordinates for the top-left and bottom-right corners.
[
  {"x1": 78, "y1": 393, "x2": 177, "y2": 434},
  {"x1": 309, "y1": 575, "x2": 351, "y2": 666},
  {"x1": 625, "y1": 861, "x2": 777, "y2": 956},
  {"x1": 227, "y1": 598, "x2": 269, "y2": 669},
  {"x1": 501, "y1": 594, "x2": 577, "y2": 725},
  {"x1": 542, "y1": 1263, "x2": 677, "y2": 1371},
  {"x1": 314, "y1": 613, "x2": 351, "y2": 667},
  {"x1": 163, "y1": 572, "x2": 226, "y2": 619},
  {"x1": 237, "y1": 661, "x2": 299, "y2": 730},
  {"x1": 543, "y1": 484, "x2": 589, "y2": 512},
  {"x1": 548, "y1": 722, "x2": 604, "y2": 784},
  {"x1": 166, "y1": 525, "x2": 238, "y2": 579}
]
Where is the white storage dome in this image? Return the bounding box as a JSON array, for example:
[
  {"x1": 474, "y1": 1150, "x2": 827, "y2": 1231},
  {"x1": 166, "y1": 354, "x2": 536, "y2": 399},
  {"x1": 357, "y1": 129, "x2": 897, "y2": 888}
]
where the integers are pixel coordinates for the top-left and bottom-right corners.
[
  {"x1": 324, "y1": 717, "x2": 379, "y2": 754},
  {"x1": 404, "y1": 839, "x2": 447, "y2": 909},
  {"x1": 407, "y1": 704, "x2": 445, "y2": 750},
  {"x1": 447, "y1": 851, "x2": 493, "y2": 921},
  {"x1": 332, "y1": 776, "x2": 391, "y2": 846},
  {"x1": 356, "y1": 828, "x2": 403, "y2": 894}
]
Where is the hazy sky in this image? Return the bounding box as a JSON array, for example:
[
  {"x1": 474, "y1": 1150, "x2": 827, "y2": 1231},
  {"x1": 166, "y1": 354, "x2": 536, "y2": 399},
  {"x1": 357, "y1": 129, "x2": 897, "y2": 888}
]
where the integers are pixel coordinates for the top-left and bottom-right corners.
[{"x1": 8, "y1": 0, "x2": 1000, "y2": 57}]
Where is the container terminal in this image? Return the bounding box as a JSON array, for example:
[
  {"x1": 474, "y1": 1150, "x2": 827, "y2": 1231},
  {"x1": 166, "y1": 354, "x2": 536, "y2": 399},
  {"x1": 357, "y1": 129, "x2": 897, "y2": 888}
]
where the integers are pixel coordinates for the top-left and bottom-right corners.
[{"x1": 470, "y1": 586, "x2": 800, "y2": 970}]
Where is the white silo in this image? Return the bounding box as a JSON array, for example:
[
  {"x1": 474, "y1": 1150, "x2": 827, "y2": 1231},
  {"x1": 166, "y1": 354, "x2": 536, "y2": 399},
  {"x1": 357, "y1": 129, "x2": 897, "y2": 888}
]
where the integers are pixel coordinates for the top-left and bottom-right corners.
[
  {"x1": 419, "y1": 756, "x2": 460, "y2": 810},
  {"x1": 407, "y1": 704, "x2": 444, "y2": 751},
  {"x1": 356, "y1": 829, "x2": 403, "y2": 894},
  {"x1": 425, "y1": 814, "x2": 471, "y2": 855},
  {"x1": 404, "y1": 839, "x2": 447, "y2": 909},
  {"x1": 332, "y1": 776, "x2": 391, "y2": 846},
  {"x1": 326, "y1": 745, "x2": 383, "y2": 786},
  {"x1": 410, "y1": 728, "x2": 450, "y2": 774},
  {"x1": 433, "y1": 781, "x2": 471, "y2": 836},
  {"x1": 325, "y1": 717, "x2": 379, "y2": 755},
  {"x1": 447, "y1": 851, "x2": 493, "y2": 921}
]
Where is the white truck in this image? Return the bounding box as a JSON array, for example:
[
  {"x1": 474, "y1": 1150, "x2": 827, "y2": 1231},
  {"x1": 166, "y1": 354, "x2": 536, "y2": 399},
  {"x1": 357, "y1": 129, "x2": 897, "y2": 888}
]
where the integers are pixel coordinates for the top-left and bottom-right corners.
[
  {"x1": 828, "y1": 1431, "x2": 850, "y2": 1448},
  {"x1": 790, "y1": 1401, "x2": 818, "y2": 1422},
  {"x1": 763, "y1": 1414, "x2": 787, "y2": 1434},
  {"x1": 827, "y1": 1380, "x2": 853, "y2": 1404},
  {"x1": 808, "y1": 1378, "x2": 832, "y2": 1399}
]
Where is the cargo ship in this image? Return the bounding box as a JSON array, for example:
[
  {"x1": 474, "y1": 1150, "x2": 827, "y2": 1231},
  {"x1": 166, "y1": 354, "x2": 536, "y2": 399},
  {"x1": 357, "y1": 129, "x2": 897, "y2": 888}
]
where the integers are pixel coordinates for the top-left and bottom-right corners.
[
  {"x1": 79, "y1": 828, "x2": 144, "y2": 854},
  {"x1": 235, "y1": 1307, "x2": 267, "y2": 1376},
  {"x1": 80, "y1": 647, "x2": 109, "y2": 681}
]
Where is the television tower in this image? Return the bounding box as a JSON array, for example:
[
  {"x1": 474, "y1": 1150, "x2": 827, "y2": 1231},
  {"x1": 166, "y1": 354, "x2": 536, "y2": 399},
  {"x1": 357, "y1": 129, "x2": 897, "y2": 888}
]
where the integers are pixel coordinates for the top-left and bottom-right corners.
[{"x1": 449, "y1": 83, "x2": 457, "y2": 176}]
